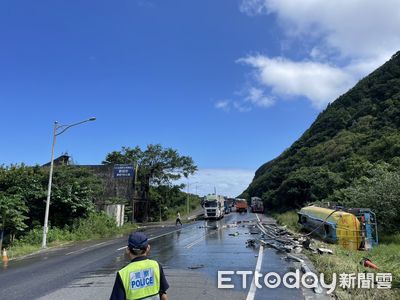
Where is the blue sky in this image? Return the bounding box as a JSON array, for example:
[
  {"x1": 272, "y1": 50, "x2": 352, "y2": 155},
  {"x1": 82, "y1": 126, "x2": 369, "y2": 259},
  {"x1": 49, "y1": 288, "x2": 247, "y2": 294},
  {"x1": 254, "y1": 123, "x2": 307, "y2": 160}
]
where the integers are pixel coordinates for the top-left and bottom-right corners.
[{"x1": 1, "y1": 0, "x2": 399, "y2": 196}]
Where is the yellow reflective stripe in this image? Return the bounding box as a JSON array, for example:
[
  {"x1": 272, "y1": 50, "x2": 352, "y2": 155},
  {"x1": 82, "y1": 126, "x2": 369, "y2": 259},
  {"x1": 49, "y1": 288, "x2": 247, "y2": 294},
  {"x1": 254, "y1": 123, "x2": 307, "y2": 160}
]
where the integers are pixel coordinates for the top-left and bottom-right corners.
[{"x1": 119, "y1": 259, "x2": 160, "y2": 300}]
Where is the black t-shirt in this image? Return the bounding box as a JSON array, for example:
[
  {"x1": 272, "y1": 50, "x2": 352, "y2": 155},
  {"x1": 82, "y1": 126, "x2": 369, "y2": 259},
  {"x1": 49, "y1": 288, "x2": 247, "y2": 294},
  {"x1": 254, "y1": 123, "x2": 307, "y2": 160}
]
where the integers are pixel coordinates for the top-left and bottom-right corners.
[{"x1": 110, "y1": 256, "x2": 169, "y2": 300}]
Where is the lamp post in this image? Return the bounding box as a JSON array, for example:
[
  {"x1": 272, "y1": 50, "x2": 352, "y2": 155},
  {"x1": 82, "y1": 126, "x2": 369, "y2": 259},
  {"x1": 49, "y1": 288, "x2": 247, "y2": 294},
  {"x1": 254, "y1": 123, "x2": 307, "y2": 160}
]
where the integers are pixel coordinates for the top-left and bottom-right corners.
[{"x1": 42, "y1": 117, "x2": 96, "y2": 248}]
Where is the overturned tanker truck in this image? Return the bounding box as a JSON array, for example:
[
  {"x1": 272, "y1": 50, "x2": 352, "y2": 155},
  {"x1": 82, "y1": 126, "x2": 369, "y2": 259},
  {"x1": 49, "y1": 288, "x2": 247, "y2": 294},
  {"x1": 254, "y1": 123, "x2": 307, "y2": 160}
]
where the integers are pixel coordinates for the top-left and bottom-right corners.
[{"x1": 298, "y1": 205, "x2": 379, "y2": 250}]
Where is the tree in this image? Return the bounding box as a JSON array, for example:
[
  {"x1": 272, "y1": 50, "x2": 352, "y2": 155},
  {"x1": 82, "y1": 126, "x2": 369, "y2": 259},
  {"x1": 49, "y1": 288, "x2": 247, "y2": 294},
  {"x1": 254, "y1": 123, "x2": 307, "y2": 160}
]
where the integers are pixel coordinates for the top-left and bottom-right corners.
[
  {"x1": 0, "y1": 192, "x2": 28, "y2": 250},
  {"x1": 0, "y1": 165, "x2": 47, "y2": 228},
  {"x1": 0, "y1": 164, "x2": 102, "y2": 234},
  {"x1": 103, "y1": 144, "x2": 197, "y2": 185},
  {"x1": 327, "y1": 163, "x2": 400, "y2": 233},
  {"x1": 103, "y1": 144, "x2": 197, "y2": 220},
  {"x1": 49, "y1": 166, "x2": 102, "y2": 227}
]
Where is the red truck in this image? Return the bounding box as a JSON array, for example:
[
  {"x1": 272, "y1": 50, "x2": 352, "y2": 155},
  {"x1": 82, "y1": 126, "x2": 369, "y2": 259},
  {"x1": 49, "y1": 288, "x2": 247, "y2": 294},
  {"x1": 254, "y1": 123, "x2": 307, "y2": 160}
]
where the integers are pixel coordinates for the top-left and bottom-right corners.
[{"x1": 235, "y1": 198, "x2": 248, "y2": 213}]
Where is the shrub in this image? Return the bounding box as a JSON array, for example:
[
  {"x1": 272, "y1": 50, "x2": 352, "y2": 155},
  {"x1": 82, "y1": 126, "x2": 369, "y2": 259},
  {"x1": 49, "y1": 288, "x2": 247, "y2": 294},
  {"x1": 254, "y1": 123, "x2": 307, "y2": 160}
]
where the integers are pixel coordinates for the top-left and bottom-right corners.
[{"x1": 71, "y1": 212, "x2": 118, "y2": 240}]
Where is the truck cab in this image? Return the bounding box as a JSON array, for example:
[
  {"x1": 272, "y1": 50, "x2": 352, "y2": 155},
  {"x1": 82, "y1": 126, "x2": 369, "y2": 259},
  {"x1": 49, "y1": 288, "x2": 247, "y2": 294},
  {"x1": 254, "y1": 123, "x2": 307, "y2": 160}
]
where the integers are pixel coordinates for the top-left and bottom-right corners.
[
  {"x1": 235, "y1": 198, "x2": 248, "y2": 213},
  {"x1": 250, "y1": 197, "x2": 264, "y2": 213},
  {"x1": 204, "y1": 194, "x2": 225, "y2": 219}
]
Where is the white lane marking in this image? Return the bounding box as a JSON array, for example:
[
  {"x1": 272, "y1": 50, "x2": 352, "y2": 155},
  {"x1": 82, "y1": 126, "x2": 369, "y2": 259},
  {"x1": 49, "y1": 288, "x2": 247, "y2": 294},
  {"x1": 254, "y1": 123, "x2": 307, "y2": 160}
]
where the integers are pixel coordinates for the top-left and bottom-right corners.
[
  {"x1": 148, "y1": 228, "x2": 182, "y2": 241},
  {"x1": 246, "y1": 213, "x2": 265, "y2": 300},
  {"x1": 65, "y1": 241, "x2": 108, "y2": 256},
  {"x1": 184, "y1": 230, "x2": 216, "y2": 249},
  {"x1": 246, "y1": 243, "x2": 264, "y2": 300},
  {"x1": 116, "y1": 227, "x2": 183, "y2": 251},
  {"x1": 255, "y1": 213, "x2": 261, "y2": 223}
]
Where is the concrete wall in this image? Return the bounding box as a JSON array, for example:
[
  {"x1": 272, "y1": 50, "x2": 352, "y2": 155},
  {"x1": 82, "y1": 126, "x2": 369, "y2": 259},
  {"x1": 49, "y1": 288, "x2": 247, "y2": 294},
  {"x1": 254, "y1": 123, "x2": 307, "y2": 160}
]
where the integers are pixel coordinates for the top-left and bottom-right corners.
[
  {"x1": 43, "y1": 156, "x2": 150, "y2": 222},
  {"x1": 104, "y1": 204, "x2": 125, "y2": 227},
  {"x1": 82, "y1": 164, "x2": 149, "y2": 222},
  {"x1": 83, "y1": 165, "x2": 135, "y2": 204}
]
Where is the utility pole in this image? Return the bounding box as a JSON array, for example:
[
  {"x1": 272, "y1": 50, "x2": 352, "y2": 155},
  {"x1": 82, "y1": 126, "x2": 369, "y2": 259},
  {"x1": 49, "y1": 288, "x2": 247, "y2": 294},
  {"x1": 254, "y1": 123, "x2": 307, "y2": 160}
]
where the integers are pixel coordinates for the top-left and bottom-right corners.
[
  {"x1": 186, "y1": 181, "x2": 190, "y2": 219},
  {"x1": 132, "y1": 163, "x2": 138, "y2": 223},
  {"x1": 42, "y1": 117, "x2": 96, "y2": 248},
  {"x1": 42, "y1": 122, "x2": 57, "y2": 249},
  {"x1": 159, "y1": 201, "x2": 162, "y2": 222}
]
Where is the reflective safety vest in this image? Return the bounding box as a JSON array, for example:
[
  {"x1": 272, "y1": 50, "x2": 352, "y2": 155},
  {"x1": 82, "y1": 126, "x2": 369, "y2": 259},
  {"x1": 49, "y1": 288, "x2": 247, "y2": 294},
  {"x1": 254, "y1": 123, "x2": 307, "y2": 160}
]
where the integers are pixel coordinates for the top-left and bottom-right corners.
[{"x1": 119, "y1": 259, "x2": 161, "y2": 300}]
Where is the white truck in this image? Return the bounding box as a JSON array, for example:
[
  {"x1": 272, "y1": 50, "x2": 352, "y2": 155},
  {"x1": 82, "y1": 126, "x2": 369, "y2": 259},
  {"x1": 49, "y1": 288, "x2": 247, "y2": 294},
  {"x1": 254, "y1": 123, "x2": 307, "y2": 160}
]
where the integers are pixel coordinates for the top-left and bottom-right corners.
[
  {"x1": 250, "y1": 196, "x2": 264, "y2": 213},
  {"x1": 203, "y1": 194, "x2": 225, "y2": 219}
]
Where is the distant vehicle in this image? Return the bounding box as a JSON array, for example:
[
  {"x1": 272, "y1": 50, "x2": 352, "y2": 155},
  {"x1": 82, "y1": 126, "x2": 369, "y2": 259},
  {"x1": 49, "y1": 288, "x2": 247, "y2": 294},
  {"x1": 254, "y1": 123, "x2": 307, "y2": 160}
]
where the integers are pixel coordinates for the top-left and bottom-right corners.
[
  {"x1": 298, "y1": 205, "x2": 378, "y2": 250},
  {"x1": 224, "y1": 200, "x2": 231, "y2": 214},
  {"x1": 250, "y1": 197, "x2": 264, "y2": 213},
  {"x1": 204, "y1": 194, "x2": 225, "y2": 219},
  {"x1": 235, "y1": 198, "x2": 248, "y2": 213}
]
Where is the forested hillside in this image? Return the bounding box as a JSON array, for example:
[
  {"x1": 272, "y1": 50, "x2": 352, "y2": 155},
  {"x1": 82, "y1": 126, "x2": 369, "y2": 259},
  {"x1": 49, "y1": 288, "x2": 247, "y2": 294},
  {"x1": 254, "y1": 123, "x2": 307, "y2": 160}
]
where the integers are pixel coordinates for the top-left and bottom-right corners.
[{"x1": 242, "y1": 51, "x2": 400, "y2": 233}]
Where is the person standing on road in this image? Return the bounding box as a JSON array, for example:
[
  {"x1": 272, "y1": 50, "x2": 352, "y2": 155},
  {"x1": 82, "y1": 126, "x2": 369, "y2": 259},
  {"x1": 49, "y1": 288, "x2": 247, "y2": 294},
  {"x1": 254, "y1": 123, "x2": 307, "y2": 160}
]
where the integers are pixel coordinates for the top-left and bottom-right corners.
[
  {"x1": 110, "y1": 232, "x2": 169, "y2": 300},
  {"x1": 175, "y1": 212, "x2": 182, "y2": 226}
]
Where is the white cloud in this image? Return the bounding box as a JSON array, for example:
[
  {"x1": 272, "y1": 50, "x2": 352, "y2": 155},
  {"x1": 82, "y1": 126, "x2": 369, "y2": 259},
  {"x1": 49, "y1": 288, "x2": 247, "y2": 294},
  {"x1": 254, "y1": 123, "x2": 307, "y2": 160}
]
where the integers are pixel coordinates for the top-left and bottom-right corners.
[
  {"x1": 239, "y1": 0, "x2": 268, "y2": 16},
  {"x1": 214, "y1": 100, "x2": 231, "y2": 111},
  {"x1": 175, "y1": 168, "x2": 254, "y2": 198},
  {"x1": 233, "y1": 101, "x2": 252, "y2": 112},
  {"x1": 245, "y1": 86, "x2": 275, "y2": 108},
  {"x1": 214, "y1": 99, "x2": 252, "y2": 113},
  {"x1": 237, "y1": 0, "x2": 400, "y2": 109},
  {"x1": 256, "y1": 0, "x2": 400, "y2": 60},
  {"x1": 238, "y1": 56, "x2": 354, "y2": 108}
]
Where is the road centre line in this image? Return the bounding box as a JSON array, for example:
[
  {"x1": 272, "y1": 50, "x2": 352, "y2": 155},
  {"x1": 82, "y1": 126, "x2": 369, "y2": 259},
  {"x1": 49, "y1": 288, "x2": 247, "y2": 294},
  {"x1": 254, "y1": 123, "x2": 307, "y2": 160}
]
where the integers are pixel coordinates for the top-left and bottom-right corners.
[
  {"x1": 67, "y1": 227, "x2": 185, "y2": 254},
  {"x1": 65, "y1": 241, "x2": 109, "y2": 256},
  {"x1": 184, "y1": 230, "x2": 217, "y2": 249},
  {"x1": 116, "y1": 227, "x2": 184, "y2": 251}
]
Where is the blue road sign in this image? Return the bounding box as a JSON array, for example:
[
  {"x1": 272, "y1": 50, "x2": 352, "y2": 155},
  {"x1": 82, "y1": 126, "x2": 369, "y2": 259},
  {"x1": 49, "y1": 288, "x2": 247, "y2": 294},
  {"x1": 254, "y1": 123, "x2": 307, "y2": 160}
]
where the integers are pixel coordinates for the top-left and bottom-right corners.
[{"x1": 113, "y1": 164, "x2": 134, "y2": 178}]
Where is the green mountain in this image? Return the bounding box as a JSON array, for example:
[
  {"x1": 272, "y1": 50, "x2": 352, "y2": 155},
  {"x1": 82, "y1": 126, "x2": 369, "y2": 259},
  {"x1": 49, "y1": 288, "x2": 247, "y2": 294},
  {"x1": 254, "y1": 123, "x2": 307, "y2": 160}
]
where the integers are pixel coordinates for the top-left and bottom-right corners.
[{"x1": 242, "y1": 51, "x2": 400, "y2": 230}]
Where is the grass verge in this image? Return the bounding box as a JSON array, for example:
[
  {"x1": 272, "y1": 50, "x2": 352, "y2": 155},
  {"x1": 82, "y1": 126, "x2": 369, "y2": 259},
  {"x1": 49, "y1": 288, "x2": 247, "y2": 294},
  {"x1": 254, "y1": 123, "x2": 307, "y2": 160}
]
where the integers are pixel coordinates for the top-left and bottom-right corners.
[
  {"x1": 6, "y1": 212, "x2": 137, "y2": 260},
  {"x1": 273, "y1": 210, "x2": 400, "y2": 299}
]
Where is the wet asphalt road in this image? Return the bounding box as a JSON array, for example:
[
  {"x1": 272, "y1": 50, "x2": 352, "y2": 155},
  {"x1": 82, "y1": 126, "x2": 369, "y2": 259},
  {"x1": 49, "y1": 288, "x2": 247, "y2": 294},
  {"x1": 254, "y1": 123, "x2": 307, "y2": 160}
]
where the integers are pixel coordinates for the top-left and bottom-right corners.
[{"x1": 0, "y1": 211, "x2": 305, "y2": 300}]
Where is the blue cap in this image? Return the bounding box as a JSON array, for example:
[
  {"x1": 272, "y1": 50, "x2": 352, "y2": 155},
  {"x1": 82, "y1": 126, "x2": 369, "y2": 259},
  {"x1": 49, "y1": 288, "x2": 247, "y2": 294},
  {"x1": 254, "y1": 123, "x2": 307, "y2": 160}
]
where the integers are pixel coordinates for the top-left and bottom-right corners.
[{"x1": 128, "y1": 232, "x2": 149, "y2": 250}]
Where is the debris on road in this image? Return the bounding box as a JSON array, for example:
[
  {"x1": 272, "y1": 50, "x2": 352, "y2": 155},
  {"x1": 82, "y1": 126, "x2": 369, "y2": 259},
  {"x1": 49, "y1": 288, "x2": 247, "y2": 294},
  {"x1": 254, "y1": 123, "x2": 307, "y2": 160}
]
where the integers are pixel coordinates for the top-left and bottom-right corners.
[
  {"x1": 188, "y1": 264, "x2": 205, "y2": 269},
  {"x1": 317, "y1": 247, "x2": 333, "y2": 255},
  {"x1": 302, "y1": 238, "x2": 312, "y2": 249},
  {"x1": 226, "y1": 223, "x2": 238, "y2": 228},
  {"x1": 252, "y1": 218, "x2": 351, "y2": 295},
  {"x1": 198, "y1": 225, "x2": 218, "y2": 229},
  {"x1": 249, "y1": 229, "x2": 259, "y2": 235},
  {"x1": 257, "y1": 222, "x2": 304, "y2": 253},
  {"x1": 293, "y1": 246, "x2": 302, "y2": 254},
  {"x1": 286, "y1": 254, "x2": 323, "y2": 294},
  {"x1": 246, "y1": 239, "x2": 256, "y2": 248}
]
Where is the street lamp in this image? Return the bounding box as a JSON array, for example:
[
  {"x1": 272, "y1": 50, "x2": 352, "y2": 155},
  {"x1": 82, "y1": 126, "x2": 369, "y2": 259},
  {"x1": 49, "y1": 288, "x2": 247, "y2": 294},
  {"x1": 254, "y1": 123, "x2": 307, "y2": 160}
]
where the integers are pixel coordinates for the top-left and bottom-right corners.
[{"x1": 42, "y1": 117, "x2": 96, "y2": 248}]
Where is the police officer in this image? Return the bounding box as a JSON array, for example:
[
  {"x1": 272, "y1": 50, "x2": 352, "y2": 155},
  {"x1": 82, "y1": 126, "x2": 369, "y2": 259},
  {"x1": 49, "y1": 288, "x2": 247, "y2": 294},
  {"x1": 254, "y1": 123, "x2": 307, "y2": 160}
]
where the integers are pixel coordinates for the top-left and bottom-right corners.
[{"x1": 110, "y1": 232, "x2": 169, "y2": 300}]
